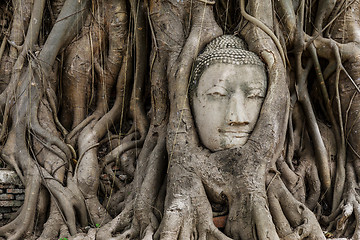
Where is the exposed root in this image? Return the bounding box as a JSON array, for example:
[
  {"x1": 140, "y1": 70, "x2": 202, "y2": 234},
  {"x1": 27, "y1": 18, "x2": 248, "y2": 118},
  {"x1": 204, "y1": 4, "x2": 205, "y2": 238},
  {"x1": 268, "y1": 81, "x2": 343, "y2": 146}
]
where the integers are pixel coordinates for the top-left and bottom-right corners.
[
  {"x1": 60, "y1": 24, "x2": 95, "y2": 129},
  {"x1": 102, "y1": 134, "x2": 143, "y2": 167},
  {"x1": 37, "y1": 200, "x2": 65, "y2": 240},
  {"x1": 155, "y1": 172, "x2": 231, "y2": 240},
  {"x1": 267, "y1": 175, "x2": 325, "y2": 239},
  {"x1": 322, "y1": 162, "x2": 360, "y2": 239},
  {"x1": 240, "y1": 0, "x2": 286, "y2": 64},
  {"x1": 96, "y1": 201, "x2": 135, "y2": 240},
  {"x1": 40, "y1": 168, "x2": 88, "y2": 235}
]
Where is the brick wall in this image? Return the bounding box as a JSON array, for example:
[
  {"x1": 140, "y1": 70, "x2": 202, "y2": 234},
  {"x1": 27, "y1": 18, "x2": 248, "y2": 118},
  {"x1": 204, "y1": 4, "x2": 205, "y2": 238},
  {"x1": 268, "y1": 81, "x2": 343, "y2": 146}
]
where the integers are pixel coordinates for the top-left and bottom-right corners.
[{"x1": 0, "y1": 170, "x2": 24, "y2": 226}]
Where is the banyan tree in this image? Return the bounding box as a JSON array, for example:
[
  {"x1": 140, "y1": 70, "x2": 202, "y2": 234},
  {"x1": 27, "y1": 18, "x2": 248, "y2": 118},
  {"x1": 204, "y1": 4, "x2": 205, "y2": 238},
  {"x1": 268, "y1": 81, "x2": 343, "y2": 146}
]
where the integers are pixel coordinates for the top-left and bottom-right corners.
[{"x1": 0, "y1": 0, "x2": 359, "y2": 239}]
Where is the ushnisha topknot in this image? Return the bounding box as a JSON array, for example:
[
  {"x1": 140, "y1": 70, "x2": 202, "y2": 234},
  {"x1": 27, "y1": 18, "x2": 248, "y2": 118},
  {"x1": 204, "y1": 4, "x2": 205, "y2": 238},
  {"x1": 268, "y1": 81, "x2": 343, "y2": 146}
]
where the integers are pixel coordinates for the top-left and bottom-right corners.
[{"x1": 189, "y1": 35, "x2": 265, "y2": 99}]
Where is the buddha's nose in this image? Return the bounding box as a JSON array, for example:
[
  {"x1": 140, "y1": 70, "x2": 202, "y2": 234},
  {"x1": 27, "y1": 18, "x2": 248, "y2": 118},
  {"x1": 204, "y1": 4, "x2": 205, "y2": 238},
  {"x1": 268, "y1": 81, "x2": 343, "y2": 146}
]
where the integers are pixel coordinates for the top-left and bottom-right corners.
[{"x1": 227, "y1": 93, "x2": 250, "y2": 126}]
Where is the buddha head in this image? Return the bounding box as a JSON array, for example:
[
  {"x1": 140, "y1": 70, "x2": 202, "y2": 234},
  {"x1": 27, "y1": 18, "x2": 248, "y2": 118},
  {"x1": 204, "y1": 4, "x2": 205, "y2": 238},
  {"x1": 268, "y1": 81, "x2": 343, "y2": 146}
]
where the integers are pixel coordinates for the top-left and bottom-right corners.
[{"x1": 190, "y1": 35, "x2": 267, "y2": 151}]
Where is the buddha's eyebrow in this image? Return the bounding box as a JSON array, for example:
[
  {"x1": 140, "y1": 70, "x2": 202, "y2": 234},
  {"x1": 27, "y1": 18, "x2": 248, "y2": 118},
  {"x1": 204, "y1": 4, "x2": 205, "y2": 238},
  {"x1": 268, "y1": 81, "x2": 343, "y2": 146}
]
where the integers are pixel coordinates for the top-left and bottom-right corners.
[
  {"x1": 208, "y1": 84, "x2": 227, "y2": 90},
  {"x1": 214, "y1": 78, "x2": 227, "y2": 85},
  {"x1": 247, "y1": 81, "x2": 266, "y2": 89},
  {"x1": 205, "y1": 84, "x2": 228, "y2": 94},
  {"x1": 212, "y1": 82, "x2": 228, "y2": 89}
]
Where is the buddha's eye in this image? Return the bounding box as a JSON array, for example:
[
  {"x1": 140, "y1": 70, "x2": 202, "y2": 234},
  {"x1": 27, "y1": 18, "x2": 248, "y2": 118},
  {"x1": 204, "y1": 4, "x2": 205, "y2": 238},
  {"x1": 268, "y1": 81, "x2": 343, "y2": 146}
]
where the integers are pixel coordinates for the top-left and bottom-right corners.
[
  {"x1": 247, "y1": 89, "x2": 265, "y2": 99},
  {"x1": 206, "y1": 86, "x2": 228, "y2": 97}
]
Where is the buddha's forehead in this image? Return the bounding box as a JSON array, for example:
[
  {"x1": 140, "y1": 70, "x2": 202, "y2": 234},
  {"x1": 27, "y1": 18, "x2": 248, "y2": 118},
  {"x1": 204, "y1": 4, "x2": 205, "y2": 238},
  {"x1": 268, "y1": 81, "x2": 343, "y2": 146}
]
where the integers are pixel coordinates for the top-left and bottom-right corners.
[{"x1": 197, "y1": 63, "x2": 267, "y2": 90}]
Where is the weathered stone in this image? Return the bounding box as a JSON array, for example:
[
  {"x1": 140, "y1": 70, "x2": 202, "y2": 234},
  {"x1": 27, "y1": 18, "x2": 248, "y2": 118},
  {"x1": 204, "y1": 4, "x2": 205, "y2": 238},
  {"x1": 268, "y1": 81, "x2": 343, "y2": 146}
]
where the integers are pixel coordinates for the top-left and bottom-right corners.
[
  {"x1": 190, "y1": 35, "x2": 267, "y2": 152},
  {"x1": 11, "y1": 207, "x2": 20, "y2": 212},
  {"x1": 0, "y1": 184, "x2": 15, "y2": 189},
  {"x1": 0, "y1": 170, "x2": 22, "y2": 186},
  {"x1": 3, "y1": 213, "x2": 16, "y2": 219},
  {"x1": 6, "y1": 188, "x2": 24, "y2": 194},
  {"x1": 0, "y1": 194, "x2": 14, "y2": 200},
  {"x1": 0, "y1": 200, "x2": 23, "y2": 207},
  {"x1": 15, "y1": 194, "x2": 24, "y2": 201},
  {"x1": 0, "y1": 207, "x2": 11, "y2": 213}
]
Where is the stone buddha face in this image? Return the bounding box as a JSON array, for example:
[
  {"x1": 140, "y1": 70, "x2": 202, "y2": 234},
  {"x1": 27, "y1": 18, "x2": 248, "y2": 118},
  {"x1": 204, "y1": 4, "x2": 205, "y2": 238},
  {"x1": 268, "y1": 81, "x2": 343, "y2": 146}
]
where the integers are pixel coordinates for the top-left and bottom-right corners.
[{"x1": 190, "y1": 35, "x2": 267, "y2": 151}]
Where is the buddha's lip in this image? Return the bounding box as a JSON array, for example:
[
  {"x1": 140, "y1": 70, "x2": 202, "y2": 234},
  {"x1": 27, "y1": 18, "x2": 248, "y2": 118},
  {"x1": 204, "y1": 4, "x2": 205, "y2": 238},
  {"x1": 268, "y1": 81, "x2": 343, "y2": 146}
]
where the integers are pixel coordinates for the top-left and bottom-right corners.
[
  {"x1": 218, "y1": 130, "x2": 251, "y2": 138},
  {"x1": 218, "y1": 128, "x2": 251, "y2": 134}
]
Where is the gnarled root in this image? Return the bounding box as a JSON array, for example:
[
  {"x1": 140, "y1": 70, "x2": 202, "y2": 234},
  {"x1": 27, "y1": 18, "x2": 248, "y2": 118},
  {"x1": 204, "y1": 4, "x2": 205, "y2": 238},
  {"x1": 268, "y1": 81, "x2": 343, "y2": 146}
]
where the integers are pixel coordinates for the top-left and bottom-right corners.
[
  {"x1": 155, "y1": 168, "x2": 231, "y2": 240},
  {"x1": 75, "y1": 124, "x2": 112, "y2": 225},
  {"x1": 267, "y1": 174, "x2": 325, "y2": 240},
  {"x1": 37, "y1": 200, "x2": 67, "y2": 240},
  {"x1": 321, "y1": 161, "x2": 360, "y2": 239},
  {"x1": 224, "y1": 190, "x2": 279, "y2": 240},
  {"x1": 96, "y1": 200, "x2": 135, "y2": 240}
]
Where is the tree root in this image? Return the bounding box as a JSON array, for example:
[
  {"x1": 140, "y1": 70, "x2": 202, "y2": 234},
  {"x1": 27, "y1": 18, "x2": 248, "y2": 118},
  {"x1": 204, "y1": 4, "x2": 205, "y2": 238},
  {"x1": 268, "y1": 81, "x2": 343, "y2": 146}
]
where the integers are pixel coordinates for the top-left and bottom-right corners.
[
  {"x1": 61, "y1": 25, "x2": 95, "y2": 129},
  {"x1": 40, "y1": 168, "x2": 88, "y2": 235},
  {"x1": 321, "y1": 162, "x2": 360, "y2": 239},
  {"x1": 102, "y1": 133, "x2": 143, "y2": 167},
  {"x1": 267, "y1": 175, "x2": 325, "y2": 240},
  {"x1": 96, "y1": 201, "x2": 135, "y2": 240},
  {"x1": 37, "y1": 200, "x2": 66, "y2": 240},
  {"x1": 240, "y1": 0, "x2": 286, "y2": 64},
  {"x1": 278, "y1": 118, "x2": 337, "y2": 211},
  {"x1": 74, "y1": 125, "x2": 112, "y2": 225},
  {"x1": 127, "y1": 0, "x2": 149, "y2": 141},
  {"x1": 155, "y1": 171, "x2": 231, "y2": 240}
]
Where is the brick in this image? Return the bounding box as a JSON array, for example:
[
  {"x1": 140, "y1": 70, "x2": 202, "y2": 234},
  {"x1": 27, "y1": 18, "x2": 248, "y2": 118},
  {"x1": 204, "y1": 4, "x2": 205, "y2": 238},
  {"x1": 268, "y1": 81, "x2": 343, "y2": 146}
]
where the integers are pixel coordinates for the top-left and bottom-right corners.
[
  {"x1": 0, "y1": 184, "x2": 15, "y2": 189},
  {"x1": 213, "y1": 215, "x2": 227, "y2": 228},
  {"x1": 0, "y1": 194, "x2": 14, "y2": 200},
  {"x1": 15, "y1": 194, "x2": 24, "y2": 201},
  {"x1": 12, "y1": 207, "x2": 20, "y2": 212},
  {"x1": 0, "y1": 200, "x2": 23, "y2": 207},
  {"x1": 3, "y1": 213, "x2": 15, "y2": 219},
  {"x1": 0, "y1": 208, "x2": 11, "y2": 213},
  {"x1": 6, "y1": 188, "x2": 24, "y2": 194}
]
